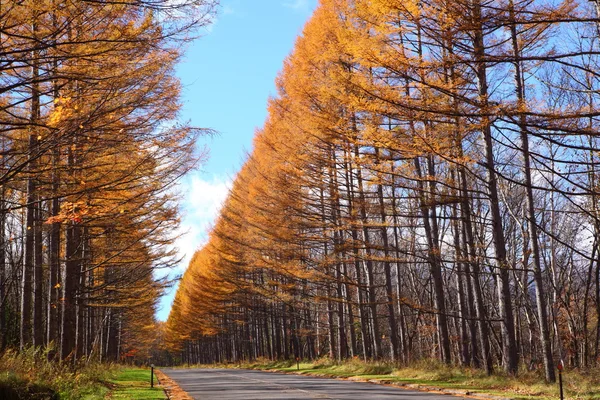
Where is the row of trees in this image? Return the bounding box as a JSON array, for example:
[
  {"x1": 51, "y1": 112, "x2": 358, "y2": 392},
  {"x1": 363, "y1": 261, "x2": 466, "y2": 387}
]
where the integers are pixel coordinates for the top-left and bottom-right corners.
[
  {"x1": 167, "y1": 0, "x2": 600, "y2": 382},
  {"x1": 0, "y1": 0, "x2": 216, "y2": 363}
]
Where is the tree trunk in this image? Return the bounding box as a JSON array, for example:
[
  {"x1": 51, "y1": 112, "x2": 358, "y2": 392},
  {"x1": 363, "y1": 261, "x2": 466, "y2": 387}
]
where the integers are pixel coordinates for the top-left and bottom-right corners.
[
  {"x1": 0, "y1": 178, "x2": 5, "y2": 350},
  {"x1": 453, "y1": 201, "x2": 470, "y2": 366},
  {"x1": 21, "y1": 36, "x2": 40, "y2": 349},
  {"x1": 471, "y1": 0, "x2": 519, "y2": 374},
  {"x1": 375, "y1": 148, "x2": 399, "y2": 361},
  {"x1": 507, "y1": 0, "x2": 555, "y2": 381},
  {"x1": 33, "y1": 194, "x2": 44, "y2": 347},
  {"x1": 353, "y1": 143, "x2": 382, "y2": 359},
  {"x1": 413, "y1": 156, "x2": 451, "y2": 364},
  {"x1": 344, "y1": 144, "x2": 371, "y2": 360},
  {"x1": 61, "y1": 221, "x2": 81, "y2": 360}
]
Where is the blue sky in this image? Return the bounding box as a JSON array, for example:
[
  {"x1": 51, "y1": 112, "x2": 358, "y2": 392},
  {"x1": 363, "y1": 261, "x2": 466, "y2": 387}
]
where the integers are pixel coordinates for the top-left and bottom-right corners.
[{"x1": 156, "y1": 0, "x2": 319, "y2": 321}]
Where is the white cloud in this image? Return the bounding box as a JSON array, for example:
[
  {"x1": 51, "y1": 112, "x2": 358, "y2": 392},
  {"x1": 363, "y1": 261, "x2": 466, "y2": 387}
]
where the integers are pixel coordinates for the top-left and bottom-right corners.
[
  {"x1": 200, "y1": 3, "x2": 235, "y2": 34},
  {"x1": 156, "y1": 172, "x2": 231, "y2": 321},
  {"x1": 283, "y1": 0, "x2": 309, "y2": 11},
  {"x1": 175, "y1": 173, "x2": 231, "y2": 273},
  {"x1": 223, "y1": 5, "x2": 235, "y2": 15}
]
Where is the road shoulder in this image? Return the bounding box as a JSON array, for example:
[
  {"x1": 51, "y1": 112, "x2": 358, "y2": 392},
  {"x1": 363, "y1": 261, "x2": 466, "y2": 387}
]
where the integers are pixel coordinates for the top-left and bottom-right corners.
[{"x1": 155, "y1": 369, "x2": 193, "y2": 400}]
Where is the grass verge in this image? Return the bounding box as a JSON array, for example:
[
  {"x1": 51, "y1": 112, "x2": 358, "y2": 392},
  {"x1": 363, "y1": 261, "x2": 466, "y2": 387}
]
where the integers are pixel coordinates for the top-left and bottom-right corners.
[
  {"x1": 107, "y1": 368, "x2": 166, "y2": 399},
  {"x1": 192, "y1": 358, "x2": 600, "y2": 400},
  {"x1": 0, "y1": 348, "x2": 167, "y2": 399}
]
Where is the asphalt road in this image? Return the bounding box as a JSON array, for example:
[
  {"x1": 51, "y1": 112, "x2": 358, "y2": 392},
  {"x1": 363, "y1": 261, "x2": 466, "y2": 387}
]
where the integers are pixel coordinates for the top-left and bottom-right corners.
[{"x1": 161, "y1": 368, "x2": 467, "y2": 400}]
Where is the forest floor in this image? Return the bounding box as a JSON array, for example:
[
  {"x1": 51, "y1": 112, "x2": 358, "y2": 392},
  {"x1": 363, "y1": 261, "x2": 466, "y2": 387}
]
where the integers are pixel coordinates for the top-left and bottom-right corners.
[{"x1": 189, "y1": 358, "x2": 600, "y2": 400}]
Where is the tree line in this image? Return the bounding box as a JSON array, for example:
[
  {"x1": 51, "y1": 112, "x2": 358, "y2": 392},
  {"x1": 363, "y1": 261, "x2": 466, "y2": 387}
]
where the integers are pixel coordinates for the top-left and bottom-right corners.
[
  {"x1": 0, "y1": 0, "x2": 216, "y2": 363},
  {"x1": 166, "y1": 0, "x2": 600, "y2": 382}
]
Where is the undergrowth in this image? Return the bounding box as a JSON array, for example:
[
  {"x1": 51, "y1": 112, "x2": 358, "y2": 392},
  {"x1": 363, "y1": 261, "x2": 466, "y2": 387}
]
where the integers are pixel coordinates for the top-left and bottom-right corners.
[{"x1": 0, "y1": 346, "x2": 115, "y2": 399}]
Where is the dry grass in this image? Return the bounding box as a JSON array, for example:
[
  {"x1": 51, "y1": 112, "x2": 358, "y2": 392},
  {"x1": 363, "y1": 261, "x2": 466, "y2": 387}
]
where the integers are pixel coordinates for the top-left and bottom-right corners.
[{"x1": 0, "y1": 346, "x2": 114, "y2": 399}]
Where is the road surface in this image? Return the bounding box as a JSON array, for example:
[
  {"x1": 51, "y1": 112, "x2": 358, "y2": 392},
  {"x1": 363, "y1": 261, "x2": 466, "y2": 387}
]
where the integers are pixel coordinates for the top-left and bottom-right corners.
[{"x1": 161, "y1": 368, "x2": 467, "y2": 399}]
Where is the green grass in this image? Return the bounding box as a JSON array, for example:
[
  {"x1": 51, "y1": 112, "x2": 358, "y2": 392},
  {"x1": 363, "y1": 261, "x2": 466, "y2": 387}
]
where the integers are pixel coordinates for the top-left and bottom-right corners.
[
  {"x1": 196, "y1": 358, "x2": 600, "y2": 400},
  {"x1": 108, "y1": 368, "x2": 166, "y2": 399}
]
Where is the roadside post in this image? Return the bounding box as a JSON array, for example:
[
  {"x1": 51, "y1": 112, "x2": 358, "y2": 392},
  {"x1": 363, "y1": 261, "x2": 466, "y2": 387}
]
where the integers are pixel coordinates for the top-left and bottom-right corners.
[
  {"x1": 557, "y1": 360, "x2": 564, "y2": 400},
  {"x1": 296, "y1": 357, "x2": 300, "y2": 371},
  {"x1": 151, "y1": 364, "x2": 155, "y2": 388}
]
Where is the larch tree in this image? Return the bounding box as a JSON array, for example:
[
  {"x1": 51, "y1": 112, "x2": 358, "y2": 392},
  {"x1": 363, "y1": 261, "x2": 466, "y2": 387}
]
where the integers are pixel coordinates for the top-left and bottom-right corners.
[
  {"x1": 166, "y1": 0, "x2": 600, "y2": 382},
  {"x1": 0, "y1": 0, "x2": 216, "y2": 362}
]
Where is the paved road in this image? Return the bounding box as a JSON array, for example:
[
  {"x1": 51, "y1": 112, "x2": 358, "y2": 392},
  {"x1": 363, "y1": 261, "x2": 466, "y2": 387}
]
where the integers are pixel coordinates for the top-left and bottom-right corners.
[{"x1": 161, "y1": 368, "x2": 466, "y2": 400}]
